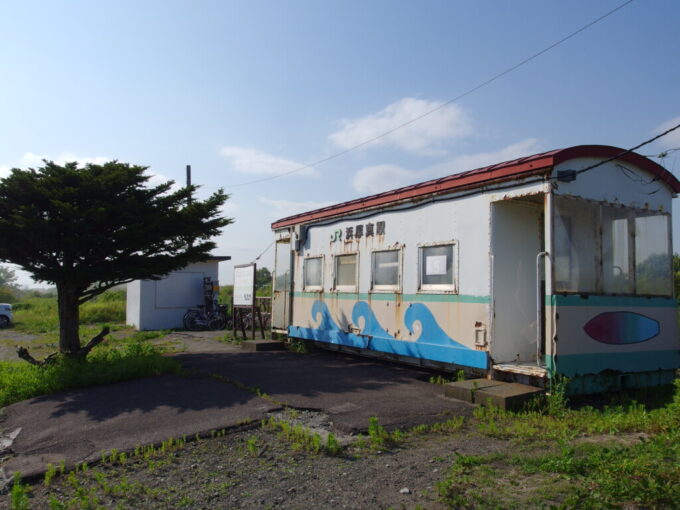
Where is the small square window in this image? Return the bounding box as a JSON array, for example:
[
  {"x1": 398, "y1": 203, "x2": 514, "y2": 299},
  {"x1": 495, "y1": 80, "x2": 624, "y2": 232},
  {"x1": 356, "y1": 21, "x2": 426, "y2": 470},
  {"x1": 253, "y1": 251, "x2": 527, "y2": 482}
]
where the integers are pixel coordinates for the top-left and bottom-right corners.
[
  {"x1": 334, "y1": 254, "x2": 357, "y2": 291},
  {"x1": 419, "y1": 243, "x2": 457, "y2": 292},
  {"x1": 303, "y1": 257, "x2": 323, "y2": 290},
  {"x1": 372, "y1": 250, "x2": 400, "y2": 291}
]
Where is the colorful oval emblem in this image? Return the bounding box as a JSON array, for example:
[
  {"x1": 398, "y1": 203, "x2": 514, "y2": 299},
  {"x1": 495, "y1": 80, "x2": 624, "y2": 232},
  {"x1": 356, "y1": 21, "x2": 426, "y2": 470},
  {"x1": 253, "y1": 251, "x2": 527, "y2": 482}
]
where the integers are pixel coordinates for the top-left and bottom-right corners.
[{"x1": 583, "y1": 312, "x2": 659, "y2": 345}]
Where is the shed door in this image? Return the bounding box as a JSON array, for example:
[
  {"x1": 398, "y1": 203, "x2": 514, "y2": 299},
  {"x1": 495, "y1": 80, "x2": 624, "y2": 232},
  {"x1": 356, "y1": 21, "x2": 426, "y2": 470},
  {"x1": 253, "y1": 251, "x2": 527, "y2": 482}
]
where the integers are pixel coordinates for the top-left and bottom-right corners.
[{"x1": 272, "y1": 240, "x2": 292, "y2": 331}]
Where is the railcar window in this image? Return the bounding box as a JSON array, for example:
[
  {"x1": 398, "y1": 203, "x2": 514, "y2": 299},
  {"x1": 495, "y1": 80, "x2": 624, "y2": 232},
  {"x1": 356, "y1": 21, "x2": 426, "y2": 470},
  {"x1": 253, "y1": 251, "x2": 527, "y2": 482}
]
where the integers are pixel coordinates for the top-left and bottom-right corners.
[
  {"x1": 419, "y1": 243, "x2": 457, "y2": 292},
  {"x1": 553, "y1": 199, "x2": 598, "y2": 293},
  {"x1": 372, "y1": 250, "x2": 400, "y2": 291},
  {"x1": 553, "y1": 196, "x2": 672, "y2": 297},
  {"x1": 635, "y1": 213, "x2": 672, "y2": 296},
  {"x1": 602, "y1": 207, "x2": 633, "y2": 294},
  {"x1": 334, "y1": 254, "x2": 357, "y2": 291},
  {"x1": 303, "y1": 257, "x2": 323, "y2": 290}
]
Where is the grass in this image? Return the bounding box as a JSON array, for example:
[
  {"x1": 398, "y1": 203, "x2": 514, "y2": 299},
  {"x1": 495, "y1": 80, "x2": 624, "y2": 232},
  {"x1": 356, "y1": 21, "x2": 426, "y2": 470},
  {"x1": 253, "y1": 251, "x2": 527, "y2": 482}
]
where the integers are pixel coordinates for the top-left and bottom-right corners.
[
  {"x1": 0, "y1": 290, "x2": 182, "y2": 407},
  {"x1": 261, "y1": 416, "x2": 342, "y2": 456},
  {"x1": 0, "y1": 340, "x2": 182, "y2": 407},
  {"x1": 436, "y1": 378, "x2": 680, "y2": 509},
  {"x1": 11, "y1": 289, "x2": 125, "y2": 334}
]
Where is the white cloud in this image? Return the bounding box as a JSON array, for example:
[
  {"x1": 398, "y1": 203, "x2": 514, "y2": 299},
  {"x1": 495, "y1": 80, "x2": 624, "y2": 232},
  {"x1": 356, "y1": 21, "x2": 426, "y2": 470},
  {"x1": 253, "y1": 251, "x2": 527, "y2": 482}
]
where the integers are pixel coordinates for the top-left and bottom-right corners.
[
  {"x1": 19, "y1": 152, "x2": 111, "y2": 167},
  {"x1": 654, "y1": 116, "x2": 680, "y2": 150},
  {"x1": 432, "y1": 138, "x2": 542, "y2": 176},
  {"x1": 351, "y1": 139, "x2": 543, "y2": 196},
  {"x1": 259, "y1": 197, "x2": 333, "y2": 219},
  {"x1": 353, "y1": 164, "x2": 421, "y2": 194},
  {"x1": 330, "y1": 97, "x2": 473, "y2": 155},
  {"x1": 219, "y1": 146, "x2": 314, "y2": 177},
  {"x1": 0, "y1": 152, "x2": 112, "y2": 178}
]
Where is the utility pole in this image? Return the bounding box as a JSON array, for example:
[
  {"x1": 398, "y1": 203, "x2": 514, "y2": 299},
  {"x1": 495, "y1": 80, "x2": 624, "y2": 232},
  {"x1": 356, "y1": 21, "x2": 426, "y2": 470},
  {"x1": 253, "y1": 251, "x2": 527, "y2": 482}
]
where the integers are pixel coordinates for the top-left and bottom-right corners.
[{"x1": 186, "y1": 164, "x2": 192, "y2": 205}]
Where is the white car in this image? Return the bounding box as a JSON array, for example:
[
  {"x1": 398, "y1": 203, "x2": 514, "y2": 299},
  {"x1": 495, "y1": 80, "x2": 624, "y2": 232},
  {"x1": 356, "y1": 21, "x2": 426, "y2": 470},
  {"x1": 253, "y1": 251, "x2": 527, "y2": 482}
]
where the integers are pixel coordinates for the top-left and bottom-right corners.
[{"x1": 0, "y1": 303, "x2": 12, "y2": 328}]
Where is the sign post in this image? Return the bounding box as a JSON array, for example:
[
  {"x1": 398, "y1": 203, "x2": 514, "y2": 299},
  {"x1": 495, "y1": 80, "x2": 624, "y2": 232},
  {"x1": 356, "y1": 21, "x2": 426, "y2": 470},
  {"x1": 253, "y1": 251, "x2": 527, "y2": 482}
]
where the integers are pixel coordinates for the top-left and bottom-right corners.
[{"x1": 233, "y1": 263, "x2": 265, "y2": 340}]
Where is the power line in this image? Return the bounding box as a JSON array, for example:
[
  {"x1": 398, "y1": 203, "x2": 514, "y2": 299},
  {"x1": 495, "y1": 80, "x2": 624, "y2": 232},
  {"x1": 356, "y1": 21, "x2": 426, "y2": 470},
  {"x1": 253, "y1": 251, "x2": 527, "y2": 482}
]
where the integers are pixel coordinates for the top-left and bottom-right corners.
[
  {"x1": 643, "y1": 147, "x2": 680, "y2": 158},
  {"x1": 252, "y1": 240, "x2": 275, "y2": 263},
  {"x1": 225, "y1": 0, "x2": 635, "y2": 189}
]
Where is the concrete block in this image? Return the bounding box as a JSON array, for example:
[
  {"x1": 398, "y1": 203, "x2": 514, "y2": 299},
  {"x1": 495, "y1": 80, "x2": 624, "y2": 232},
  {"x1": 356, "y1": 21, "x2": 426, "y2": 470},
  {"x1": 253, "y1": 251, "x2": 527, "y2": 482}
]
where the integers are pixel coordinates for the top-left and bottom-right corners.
[
  {"x1": 475, "y1": 382, "x2": 545, "y2": 411},
  {"x1": 443, "y1": 379, "x2": 505, "y2": 403},
  {"x1": 241, "y1": 340, "x2": 287, "y2": 352}
]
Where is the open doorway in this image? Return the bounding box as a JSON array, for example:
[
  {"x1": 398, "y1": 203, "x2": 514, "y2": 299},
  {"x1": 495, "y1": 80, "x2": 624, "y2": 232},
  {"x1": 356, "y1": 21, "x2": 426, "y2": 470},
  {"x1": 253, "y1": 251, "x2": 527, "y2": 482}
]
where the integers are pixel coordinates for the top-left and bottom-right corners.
[
  {"x1": 491, "y1": 196, "x2": 545, "y2": 364},
  {"x1": 271, "y1": 239, "x2": 292, "y2": 332}
]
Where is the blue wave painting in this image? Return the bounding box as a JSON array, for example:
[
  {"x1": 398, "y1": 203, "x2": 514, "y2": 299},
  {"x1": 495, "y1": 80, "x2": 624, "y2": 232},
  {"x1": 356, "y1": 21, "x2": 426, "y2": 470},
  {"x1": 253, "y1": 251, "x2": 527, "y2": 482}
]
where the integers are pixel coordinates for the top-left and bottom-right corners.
[
  {"x1": 352, "y1": 301, "x2": 394, "y2": 339},
  {"x1": 290, "y1": 299, "x2": 488, "y2": 369},
  {"x1": 311, "y1": 300, "x2": 342, "y2": 331},
  {"x1": 404, "y1": 303, "x2": 468, "y2": 349}
]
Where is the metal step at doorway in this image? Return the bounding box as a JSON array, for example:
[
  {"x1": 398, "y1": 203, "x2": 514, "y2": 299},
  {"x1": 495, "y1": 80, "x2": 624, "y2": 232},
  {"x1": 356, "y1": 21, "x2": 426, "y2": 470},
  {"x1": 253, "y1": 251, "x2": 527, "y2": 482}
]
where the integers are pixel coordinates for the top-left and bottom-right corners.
[{"x1": 492, "y1": 362, "x2": 548, "y2": 387}]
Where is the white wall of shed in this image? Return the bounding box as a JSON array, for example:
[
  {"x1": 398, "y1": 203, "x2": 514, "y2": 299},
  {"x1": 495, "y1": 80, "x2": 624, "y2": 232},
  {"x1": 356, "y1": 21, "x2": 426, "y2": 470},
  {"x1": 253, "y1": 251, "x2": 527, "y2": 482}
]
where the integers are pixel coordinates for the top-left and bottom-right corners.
[{"x1": 126, "y1": 261, "x2": 220, "y2": 330}]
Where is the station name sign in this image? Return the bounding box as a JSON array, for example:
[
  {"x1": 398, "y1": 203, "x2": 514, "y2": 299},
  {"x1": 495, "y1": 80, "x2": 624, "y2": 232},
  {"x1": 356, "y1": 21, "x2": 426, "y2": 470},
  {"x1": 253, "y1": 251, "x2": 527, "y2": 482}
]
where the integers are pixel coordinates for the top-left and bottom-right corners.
[{"x1": 331, "y1": 221, "x2": 385, "y2": 242}]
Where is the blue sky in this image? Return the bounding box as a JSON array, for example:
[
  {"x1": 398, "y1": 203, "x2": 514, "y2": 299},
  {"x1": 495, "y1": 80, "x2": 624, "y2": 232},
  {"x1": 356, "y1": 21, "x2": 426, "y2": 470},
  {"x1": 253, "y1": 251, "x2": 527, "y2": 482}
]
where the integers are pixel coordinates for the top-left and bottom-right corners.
[{"x1": 1, "y1": 0, "x2": 679, "y2": 287}]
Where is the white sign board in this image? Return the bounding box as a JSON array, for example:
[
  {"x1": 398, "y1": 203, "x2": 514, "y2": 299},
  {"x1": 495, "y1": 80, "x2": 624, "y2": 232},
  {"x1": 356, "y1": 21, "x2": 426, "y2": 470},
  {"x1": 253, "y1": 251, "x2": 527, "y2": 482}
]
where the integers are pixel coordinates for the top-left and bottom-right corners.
[
  {"x1": 233, "y1": 264, "x2": 256, "y2": 306},
  {"x1": 426, "y1": 255, "x2": 448, "y2": 276}
]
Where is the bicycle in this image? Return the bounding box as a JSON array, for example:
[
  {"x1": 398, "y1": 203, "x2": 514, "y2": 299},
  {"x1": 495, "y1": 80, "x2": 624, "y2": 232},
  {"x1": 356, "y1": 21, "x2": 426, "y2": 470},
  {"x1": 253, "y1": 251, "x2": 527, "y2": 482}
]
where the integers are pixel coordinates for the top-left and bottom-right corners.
[{"x1": 183, "y1": 304, "x2": 229, "y2": 331}]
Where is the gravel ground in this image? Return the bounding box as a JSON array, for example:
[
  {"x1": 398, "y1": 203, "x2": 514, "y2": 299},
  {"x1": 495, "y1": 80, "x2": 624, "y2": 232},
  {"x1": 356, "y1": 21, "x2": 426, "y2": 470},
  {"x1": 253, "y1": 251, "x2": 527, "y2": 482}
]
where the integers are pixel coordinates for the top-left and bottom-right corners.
[{"x1": 22, "y1": 412, "x2": 508, "y2": 510}]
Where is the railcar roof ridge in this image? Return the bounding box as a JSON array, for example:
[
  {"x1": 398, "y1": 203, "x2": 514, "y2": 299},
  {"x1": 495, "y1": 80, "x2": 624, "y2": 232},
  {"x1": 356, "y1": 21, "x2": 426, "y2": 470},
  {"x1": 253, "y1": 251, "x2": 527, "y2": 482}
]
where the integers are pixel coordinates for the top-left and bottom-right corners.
[{"x1": 271, "y1": 144, "x2": 680, "y2": 229}]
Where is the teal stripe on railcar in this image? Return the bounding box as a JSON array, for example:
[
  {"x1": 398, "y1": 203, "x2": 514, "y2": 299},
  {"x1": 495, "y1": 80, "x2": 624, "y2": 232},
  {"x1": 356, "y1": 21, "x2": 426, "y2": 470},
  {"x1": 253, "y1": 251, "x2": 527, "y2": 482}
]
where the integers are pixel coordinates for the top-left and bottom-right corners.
[
  {"x1": 293, "y1": 291, "x2": 490, "y2": 304},
  {"x1": 546, "y1": 350, "x2": 680, "y2": 376},
  {"x1": 545, "y1": 295, "x2": 678, "y2": 308}
]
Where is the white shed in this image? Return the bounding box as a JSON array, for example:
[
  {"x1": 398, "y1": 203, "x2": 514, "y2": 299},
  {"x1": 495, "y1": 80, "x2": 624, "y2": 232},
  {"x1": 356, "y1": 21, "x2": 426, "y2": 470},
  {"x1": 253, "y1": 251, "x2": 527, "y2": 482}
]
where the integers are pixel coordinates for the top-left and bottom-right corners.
[{"x1": 126, "y1": 256, "x2": 230, "y2": 330}]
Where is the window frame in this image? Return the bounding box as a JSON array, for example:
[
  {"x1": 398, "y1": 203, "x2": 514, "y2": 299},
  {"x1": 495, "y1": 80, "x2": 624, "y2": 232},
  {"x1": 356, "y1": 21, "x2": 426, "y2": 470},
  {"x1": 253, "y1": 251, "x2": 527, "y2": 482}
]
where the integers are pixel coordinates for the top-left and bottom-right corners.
[
  {"x1": 370, "y1": 247, "x2": 402, "y2": 293},
  {"x1": 302, "y1": 255, "x2": 324, "y2": 292},
  {"x1": 332, "y1": 252, "x2": 359, "y2": 292},
  {"x1": 417, "y1": 241, "x2": 459, "y2": 293}
]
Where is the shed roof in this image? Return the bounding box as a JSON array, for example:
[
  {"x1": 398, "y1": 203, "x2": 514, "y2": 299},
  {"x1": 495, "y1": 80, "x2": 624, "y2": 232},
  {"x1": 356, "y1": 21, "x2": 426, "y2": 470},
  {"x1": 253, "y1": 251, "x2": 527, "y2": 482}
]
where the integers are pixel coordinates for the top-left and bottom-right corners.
[{"x1": 271, "y1": 145, "x2": 680, "y2": 229}]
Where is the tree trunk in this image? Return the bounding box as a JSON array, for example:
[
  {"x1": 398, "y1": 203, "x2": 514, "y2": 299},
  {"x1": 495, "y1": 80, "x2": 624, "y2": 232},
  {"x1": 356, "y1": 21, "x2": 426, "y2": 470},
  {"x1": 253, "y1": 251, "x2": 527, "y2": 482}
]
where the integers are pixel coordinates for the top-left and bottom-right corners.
[{"x1": 57, "y1": 283, "x2": 81, "y2": 354}]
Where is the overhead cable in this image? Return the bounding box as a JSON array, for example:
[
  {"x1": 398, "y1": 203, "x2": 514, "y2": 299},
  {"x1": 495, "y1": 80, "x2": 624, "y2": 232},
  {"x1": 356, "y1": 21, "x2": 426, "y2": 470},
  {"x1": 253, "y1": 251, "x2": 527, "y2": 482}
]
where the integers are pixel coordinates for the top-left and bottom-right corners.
[{"x1": 225, "y1": 0, "x2": 635, "y2": 189}]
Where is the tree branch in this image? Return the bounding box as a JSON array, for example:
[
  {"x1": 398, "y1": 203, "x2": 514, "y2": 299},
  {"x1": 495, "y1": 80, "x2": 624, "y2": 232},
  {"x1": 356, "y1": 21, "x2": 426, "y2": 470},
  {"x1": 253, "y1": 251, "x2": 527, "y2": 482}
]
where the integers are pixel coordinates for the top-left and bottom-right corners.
[
  {"x1": 74, "y1": 326, "x2": 110, "y2": 358},
  {"x1": 16, "y1": 347, "x2": 59, "y2": 366}
]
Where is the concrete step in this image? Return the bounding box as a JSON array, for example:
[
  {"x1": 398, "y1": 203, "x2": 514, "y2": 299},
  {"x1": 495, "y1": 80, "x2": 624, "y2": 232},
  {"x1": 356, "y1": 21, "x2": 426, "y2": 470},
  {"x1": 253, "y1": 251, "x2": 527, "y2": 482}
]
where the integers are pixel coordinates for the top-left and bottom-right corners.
[
  {"x1": 241, "y1": 340, "x2": 287, "y2": 352},
  {"x1": 444, "y1": 378, "x2": 545, "y2": 411}
]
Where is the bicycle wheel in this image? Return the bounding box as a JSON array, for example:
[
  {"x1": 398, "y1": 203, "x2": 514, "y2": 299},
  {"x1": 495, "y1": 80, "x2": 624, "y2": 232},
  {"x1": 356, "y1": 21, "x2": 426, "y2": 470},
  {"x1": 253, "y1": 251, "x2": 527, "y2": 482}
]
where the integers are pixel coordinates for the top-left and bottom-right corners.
[
  {"x1": 209, "y1": 312, "x2": 226, "y2": 330},
  {"x1": 183, "y1": 310, "x2": 203, "y2": 331}
]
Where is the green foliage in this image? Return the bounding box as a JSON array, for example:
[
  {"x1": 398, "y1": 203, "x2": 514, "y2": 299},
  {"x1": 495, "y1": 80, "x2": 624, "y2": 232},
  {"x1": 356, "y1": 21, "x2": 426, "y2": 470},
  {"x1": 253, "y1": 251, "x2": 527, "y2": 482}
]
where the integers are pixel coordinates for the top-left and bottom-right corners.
[
  {"x1": 255, "y1": 267, "x2": 272, "y2": 290},
  {"x1": 10, "y1": 472, "x2": 32, "y2": 510},
  {"x1": 11, "y1": 290, "x2": 125, "y2": 333},
  {"x1": 0, "y1": 341, "x2": 181, "y2": 407},
  {"x1": 245, "y1": 436, "x2": 259, "y2": 456},
  {"x1": 0, "y1": 264, "x2": 18, "y2": 287},
  {"x1": 219, "y1": 285, "x2": 233, "y2": 305},
  {"x1": 261, "y1": 416, "x2": 341, "y2": 456},
  {"x1": 366, "y1": 416, "x2": 402, "y2": 450},
  {"x1": 435, "y1": 380, "x2": 680, "y2": 508},
  {"x1": 0, "y1": 285, "x2": 17, "y2": 304},
  {"x1": 44, "y1": 463, "x2": 58, "y2": 486},
  {"x1": 286, "y1": 338, "x2": 310, "y2": 354},
  {"x1": 0, "y1": 160, "x2": 231, "y2": 352},
  {"x1": 674, "y1": 253, "x2": 680, "y2": 299}
]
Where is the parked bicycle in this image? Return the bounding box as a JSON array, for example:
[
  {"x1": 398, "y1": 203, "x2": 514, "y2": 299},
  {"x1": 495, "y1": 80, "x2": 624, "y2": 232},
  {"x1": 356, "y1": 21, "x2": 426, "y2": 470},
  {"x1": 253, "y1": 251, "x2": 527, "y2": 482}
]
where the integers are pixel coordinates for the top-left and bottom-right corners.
[
  {"x1": 183, "y1": 304, "x2": 230, "y2": 331},
  {"x1": 233, "y1": 309, "x2": 271, "y2": 331}
]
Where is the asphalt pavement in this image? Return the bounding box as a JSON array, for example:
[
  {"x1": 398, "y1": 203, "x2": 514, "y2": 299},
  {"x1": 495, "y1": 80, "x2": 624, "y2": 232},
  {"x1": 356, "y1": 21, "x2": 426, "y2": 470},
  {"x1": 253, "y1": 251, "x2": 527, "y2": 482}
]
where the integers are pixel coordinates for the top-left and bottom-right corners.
[{"x1": 0, "y1": 344, "x2": 473, "y2": 484}]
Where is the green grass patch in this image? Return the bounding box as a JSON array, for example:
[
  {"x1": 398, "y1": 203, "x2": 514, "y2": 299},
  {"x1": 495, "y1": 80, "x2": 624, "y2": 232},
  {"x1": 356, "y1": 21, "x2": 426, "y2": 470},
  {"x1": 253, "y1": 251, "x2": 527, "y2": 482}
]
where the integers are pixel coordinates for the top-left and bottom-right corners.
[
  {"x1": 436, "y1": 379, "x2": 680, "y2": 508},
  {"x1": 11, "y1": 290, "x2": 125, "y2": 333},
  {"x1": 0, "y1": 341, "x2": 181, "y2": 407},
  {"x1": 261, "y1": 416, "x2": 342, "y2": 456}
]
